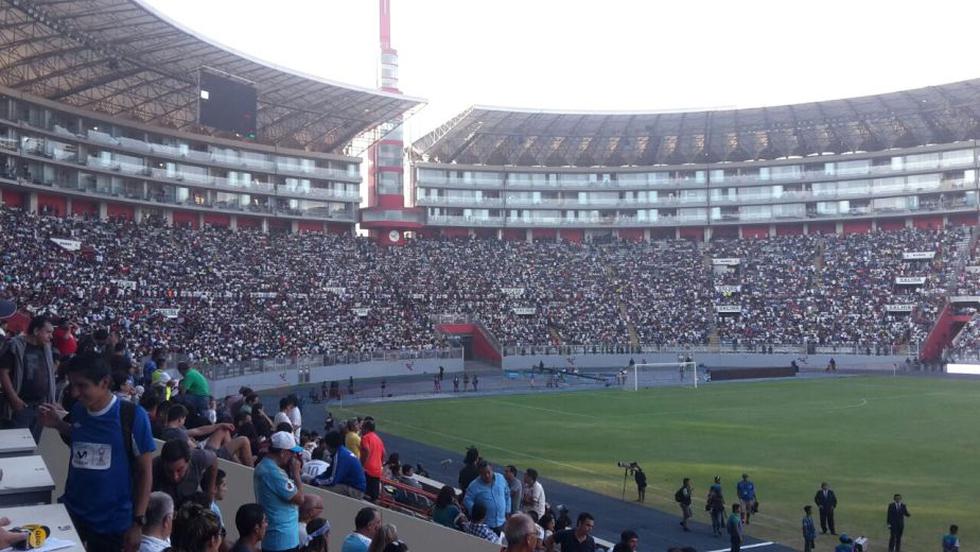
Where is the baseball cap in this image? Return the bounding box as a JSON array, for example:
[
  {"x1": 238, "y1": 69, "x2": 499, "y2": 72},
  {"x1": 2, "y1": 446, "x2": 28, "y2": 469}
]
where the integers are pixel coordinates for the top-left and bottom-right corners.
[
  {"x1": 0, "y1": 300, "x2": 16, "y2": 320},
  {"x1": 270, "y1": 431, "x2": 303, "y2": 453}
]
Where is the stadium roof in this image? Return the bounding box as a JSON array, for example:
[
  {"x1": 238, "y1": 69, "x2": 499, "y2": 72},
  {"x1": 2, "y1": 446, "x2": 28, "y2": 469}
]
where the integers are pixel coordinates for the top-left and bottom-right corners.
[
  {"x1": 413, "y1": 79, "x2": 980, "y2": 167},
  {"x1": 0, "y1": 0, "x2": 424, "y2": 152}
]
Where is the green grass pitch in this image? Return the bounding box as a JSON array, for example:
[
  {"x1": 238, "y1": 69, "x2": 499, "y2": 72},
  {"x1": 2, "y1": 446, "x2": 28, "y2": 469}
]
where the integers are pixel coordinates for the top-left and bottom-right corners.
[{"x1": 336, "y1": 375, "x2": 980, "y2": 551}]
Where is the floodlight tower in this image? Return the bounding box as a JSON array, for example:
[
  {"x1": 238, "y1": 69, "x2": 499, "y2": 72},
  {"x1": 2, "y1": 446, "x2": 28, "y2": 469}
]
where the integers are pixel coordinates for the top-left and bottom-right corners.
[{"x1": 361, "y1": 0, "x2": 422, "y2": 244}]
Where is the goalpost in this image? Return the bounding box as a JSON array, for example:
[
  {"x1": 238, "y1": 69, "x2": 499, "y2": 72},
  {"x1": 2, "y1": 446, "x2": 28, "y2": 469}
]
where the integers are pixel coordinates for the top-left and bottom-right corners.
[{"x1": 625, "y1": 361, "x2": 699, "y2": 391}]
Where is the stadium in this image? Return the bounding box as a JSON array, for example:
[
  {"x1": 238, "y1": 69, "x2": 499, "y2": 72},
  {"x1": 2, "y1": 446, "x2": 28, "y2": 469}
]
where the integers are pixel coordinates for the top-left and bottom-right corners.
[{"x1": 0, "y1": 1, "x2": 978, "y2": 552}]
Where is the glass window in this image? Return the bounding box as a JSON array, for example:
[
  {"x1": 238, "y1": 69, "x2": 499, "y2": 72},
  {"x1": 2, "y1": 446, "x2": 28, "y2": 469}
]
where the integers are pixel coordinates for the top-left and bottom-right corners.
[
  {"x1": 873, "y1": 177, "x2": 905, "y2": 193},
  {"x1": 941, "y1": 149, "x2": 973, "y2": 168},
  {"x1": 907, "y1": 173, "x2": 940, "y2": 191},
  {"x1": 904, "y1": 153, "x2": 940, "y2": 170},
  {"x1": 770, "y1": 165, "x2": 802, "y2": 180},
  {"x1": 837, "y1": 160, "x2": 870, "y2": 176}
]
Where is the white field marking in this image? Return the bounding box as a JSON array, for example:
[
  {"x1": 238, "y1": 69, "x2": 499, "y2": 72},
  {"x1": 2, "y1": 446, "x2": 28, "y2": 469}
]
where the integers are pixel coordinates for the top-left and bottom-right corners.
[
  {"x1": 707, "y1": 542, "x2": 776, "y2": 552},
  {"x1": 826, "y1": 398, "x2": 868, "y2": 411}
]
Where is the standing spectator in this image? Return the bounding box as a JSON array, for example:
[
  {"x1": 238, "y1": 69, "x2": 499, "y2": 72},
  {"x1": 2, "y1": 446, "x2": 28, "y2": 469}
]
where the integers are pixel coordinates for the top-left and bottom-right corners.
[
  {"x1": 176, "y1": 361, "x2": 210, "y2": 416},
  {"x1": 633, "y1": 466, "x2": 646, "y2": 503},
  {"x1": 472, "y1": 375, "x2": 479, "y2": 392},
  {"x1": 802, "y1": 505, "x2": 816, "y2": 552},
  {"x1": 170, "y1": 502, "x2": 221, "y2": 552},
  {"x1": 737, "y1": 473, "x2": 757, "y2": 524},
  {"x1": 727, "y1": 504, "x2": 743, "y2": 552},
  {"x1": 814, "y1": 481, "x2": 838, "y2": 535},
  {"x1": 0, "y1": 314, "x2": 56, "y2": 441},
  {"x1": 676, "y1": 478, "x2": 693, "y2": 532},
  {"x1": 142, "y1": 349, "x2": 162, "y2": 388},
  {"x1": 453, "y1": 375, "x2": 459, "y2": 392},
  {"x1": 943, "y1": 524, "x2": 960, "y2": 552},
  {"x1": 314, "y1": 430, "x2": 366, "y2": 498},
  {"x1": 458, "y1": 447, "x2": 481, "y2": 497},
  {"x1": 342, "y1": 507, "x2": 381, "y2": 552},
  {"x1": 152, "y1": 439, "x2": 217, "y2": 508},
  {"x1": 543, "y1": 512, "x2": 596, "y2": 552},
  {"x1": 230, "y1": 504, "x2": 267, "y2": 552},
  {"x1": 345, "y1": 419, "x2": 362, "y2": 457},
  {"x1": 504, "y1": 465, "x2": 523, "y2": 515},
  {"x1": 502, "y1": 513, "x2": 539, "y2": 552},
  {"x1": 463, "y1": 460, "x2": 511, "y2": 532},
  {"x1": 522, "y1": 468, "x2": 546, "y2": 519},
  {"x1": 39, "y1": 352, "x2": 155, "y2": 552},
  {"x1": 254, "y1": 431, "x2": 305, "y2": 552},
  {"x1": 463, "y1": 503, "x2": 498, "y2": 543},
  {"x1": 610, "y1": 530, "x2": 639, "y2": 552},
  {"x1": 360, "y1": 418, "x2": 386, "y2": 502},
  {"x1": 274, "y1": 397, "x2": 297, "y2": 436},
  {"x1": 287, "y1": 395, "x2": 302, "y2": 439},
  {"x1": 707, "y1": 476, "x2": 726, "y2": 537},
  {"x1": 887, "y1": 494, "x2": 911, "y2": 552},
  {"x1": 140, "y1": 492, "x2": 174, "y2": 552}
]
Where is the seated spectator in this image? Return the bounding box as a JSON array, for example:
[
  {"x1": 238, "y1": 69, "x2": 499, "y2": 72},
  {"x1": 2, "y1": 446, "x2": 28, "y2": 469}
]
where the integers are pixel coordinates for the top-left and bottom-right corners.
[
  {"x1": 368, "y1": 523, "x2": 401, "y2": 552},
  {"x1": 463, "y1": 503, "x2": 498, "y2": 543},
  {"x1": 170, "y1": 502, "x2": 221, "y2": 552},
  {"x1": 313, "y1": 430, "x2": 366, "y2": 498},
  {"x1": 302, "y1": 518, "x2": 331, "y2": 552},
  {"x1": 208, "y1": 469, "x2": 227, "y2": 531},
  {"x1": 152, "y1": 438, "x2": 217, "y2": 509},
  {"x1": 342, "y1": 507, "x2": 381, "y2": 552},
  {"x1": 230, "y1": 504, "x2": 267, "y2": 552},
  {"x1": 139, "y1": 492, "x2": 174, "y2": 552},
  {"x1": 502, "y1": 513, "x2": 539, "y2": 552},
  {"x1": 543, "y1": 512, "x2": 596, "y2": 552},
  {"x1": 431, "y1": 486, "x2": 465, "y2": 529},
  {"x1": 610, "y1": 529, "x2": 639, "y2": 552},
  {"x1": 298, "y1": 494, "x2": 325, "y2": 544},
  {"x1": 161, "y1": 404, "x2": 254, "y2": 466}
]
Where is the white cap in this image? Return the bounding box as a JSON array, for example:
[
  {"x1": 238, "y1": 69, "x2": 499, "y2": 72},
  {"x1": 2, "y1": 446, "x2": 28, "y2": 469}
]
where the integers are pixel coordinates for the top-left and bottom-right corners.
[{"x1": 270, "y1": 431, "x2": 303, "y2": 453}]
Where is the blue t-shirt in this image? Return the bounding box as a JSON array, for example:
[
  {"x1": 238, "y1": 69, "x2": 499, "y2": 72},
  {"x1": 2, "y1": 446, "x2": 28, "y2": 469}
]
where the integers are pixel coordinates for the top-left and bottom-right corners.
[
  {"x1": 340, "y1": 533, "x2": 371, "y2": 552},
  {"x1": 142, "y1": 359, "x2": 157, "y2": 385},
  {"x1": 62, "y1": 396, "x2": 156, "y2": 534},
  {"x1": 253, "y1": 458, "x2": 298, "y2": 552},
  {"x1": 737, "y1": 480, "x2": 756, "y2": 500}
]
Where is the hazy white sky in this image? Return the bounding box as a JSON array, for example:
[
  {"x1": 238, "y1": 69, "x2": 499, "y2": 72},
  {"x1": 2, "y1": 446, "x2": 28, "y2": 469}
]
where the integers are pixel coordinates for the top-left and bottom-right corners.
[{"x1": 144, "y1": 0, "x2": 980, "y2": 142}]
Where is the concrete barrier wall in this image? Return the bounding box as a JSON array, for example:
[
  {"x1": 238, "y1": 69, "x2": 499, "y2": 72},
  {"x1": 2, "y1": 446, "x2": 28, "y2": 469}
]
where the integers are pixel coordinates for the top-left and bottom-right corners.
[
  {"x1": 502, "y1": 352, "x2": 910, "y2": 372},
  {"x1": 39, "y1": 429, "x2": 497, "y2": 552},
  {"x1": 209, "y1": 357, "x2": 464, "y2": 397}
]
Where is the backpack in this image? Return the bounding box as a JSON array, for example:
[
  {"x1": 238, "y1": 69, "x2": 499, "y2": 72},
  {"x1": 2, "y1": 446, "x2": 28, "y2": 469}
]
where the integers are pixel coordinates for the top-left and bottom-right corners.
[{"x1": 675, "y1": 487, "x2": 686, "y2": 503}]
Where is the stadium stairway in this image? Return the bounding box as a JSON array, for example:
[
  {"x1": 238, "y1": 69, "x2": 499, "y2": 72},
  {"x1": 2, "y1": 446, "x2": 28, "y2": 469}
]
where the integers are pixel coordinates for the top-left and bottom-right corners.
[{"x1": 919, "y1": 302, "x2": 972, "y2": 362}]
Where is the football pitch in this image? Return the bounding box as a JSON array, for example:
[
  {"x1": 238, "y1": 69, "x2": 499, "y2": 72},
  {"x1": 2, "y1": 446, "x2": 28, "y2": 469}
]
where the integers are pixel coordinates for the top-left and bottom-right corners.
[{"x1": 335, "y1": 375, "x2": 979, "y2": 551}]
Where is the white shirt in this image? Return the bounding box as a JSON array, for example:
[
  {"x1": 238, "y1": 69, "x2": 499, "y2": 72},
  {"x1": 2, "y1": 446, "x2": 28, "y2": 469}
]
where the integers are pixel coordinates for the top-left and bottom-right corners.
[
  {"x1": 523, "y1": 481, "x2": 546, "y2": 518},
  {"x1": 139, "y1": 535, "x2": 170, "y2": 552},
  {"x1": 288, "y1": 407, "x2": 302, "y2": 439}
]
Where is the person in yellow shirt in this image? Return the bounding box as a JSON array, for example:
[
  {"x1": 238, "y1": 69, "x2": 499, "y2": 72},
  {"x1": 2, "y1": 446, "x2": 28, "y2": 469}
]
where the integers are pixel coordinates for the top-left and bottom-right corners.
[{"x1": 344, "y1": 418, "x2": 361, "y2": 457}]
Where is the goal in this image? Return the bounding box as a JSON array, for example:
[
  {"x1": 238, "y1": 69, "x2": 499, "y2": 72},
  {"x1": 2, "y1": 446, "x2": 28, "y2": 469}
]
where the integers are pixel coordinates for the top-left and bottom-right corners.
[{"x1": 623, "y1": 361, "x2": 699, "y2": 391}]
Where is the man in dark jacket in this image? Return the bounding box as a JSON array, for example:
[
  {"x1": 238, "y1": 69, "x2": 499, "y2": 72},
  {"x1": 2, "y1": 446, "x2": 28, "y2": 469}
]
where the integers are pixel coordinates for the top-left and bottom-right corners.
[
  {"x1": 0, "y1": 315, "x2": 56, "y2": 441},
  {"x1": 814, "y1": 482, "x2": 838, "y2": 534},
  {"x1": 886, "y1": 494, "x2": 911, "y2": 552}
]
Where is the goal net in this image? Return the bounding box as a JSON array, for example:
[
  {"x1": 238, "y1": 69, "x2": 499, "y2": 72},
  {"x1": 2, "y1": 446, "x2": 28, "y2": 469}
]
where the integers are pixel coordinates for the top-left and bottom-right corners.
[{"x1": 623, "y1": 361, "x2": 700, "y2": 390}]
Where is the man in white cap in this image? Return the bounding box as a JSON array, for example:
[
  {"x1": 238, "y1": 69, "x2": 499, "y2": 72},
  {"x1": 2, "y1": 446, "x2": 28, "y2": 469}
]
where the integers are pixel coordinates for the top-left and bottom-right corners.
[{"x1": 253, "y1": 431, "x2": 305, "y2": 552}]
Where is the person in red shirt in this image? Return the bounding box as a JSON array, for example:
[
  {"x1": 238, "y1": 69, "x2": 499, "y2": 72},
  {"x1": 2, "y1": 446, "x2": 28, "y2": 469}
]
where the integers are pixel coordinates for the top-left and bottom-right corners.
[
  {"x1": 52, "y1": 318, "x2": 78, "y2": 358},
  {"x1": 359, "y1": 417, "x2": 385, "y2": 502}
]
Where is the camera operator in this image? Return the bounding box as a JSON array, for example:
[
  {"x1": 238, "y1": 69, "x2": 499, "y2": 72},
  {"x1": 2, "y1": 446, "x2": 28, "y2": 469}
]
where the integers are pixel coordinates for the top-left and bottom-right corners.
[{"x1": 253, "y1": 431, "x2": 304, "y2": 552}]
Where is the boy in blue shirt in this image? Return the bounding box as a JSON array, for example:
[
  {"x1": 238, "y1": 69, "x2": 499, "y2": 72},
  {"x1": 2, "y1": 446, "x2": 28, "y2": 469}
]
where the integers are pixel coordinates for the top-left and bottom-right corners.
[
  {"x1": 737, "y1": 473, "x2": 757, "y2": 524},
  {"x1": 943, "y1": 524, "x2": 960, "y2": 552},
  {"x1": 802, "y1": 505, "x2": 817, "y2": 552},
  {"x1": 40, "y1": 352, "x2": 156, "y2": 552}
]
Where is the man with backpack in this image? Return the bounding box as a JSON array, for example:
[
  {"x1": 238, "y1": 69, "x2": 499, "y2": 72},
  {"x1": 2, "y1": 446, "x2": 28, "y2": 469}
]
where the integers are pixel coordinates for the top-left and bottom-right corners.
[
  {"x1": 0, "y1": 315, "x2": 57, "y2": 441},
  {"x1": 676, "y1": 478, "x2": 693, "y2": 532},
  {"x1": 39, "y1": 351, "x2": 156, "y2": 552}
]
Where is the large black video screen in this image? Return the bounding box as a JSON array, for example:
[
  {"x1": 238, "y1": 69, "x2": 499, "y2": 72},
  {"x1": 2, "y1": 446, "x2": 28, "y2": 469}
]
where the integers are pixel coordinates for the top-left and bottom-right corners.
[{"x1": 198, "y1": 71, "x2": 257, "y2": 136}]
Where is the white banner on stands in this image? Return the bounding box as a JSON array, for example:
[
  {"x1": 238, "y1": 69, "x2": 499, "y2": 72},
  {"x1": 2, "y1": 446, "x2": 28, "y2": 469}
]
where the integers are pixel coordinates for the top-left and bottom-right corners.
[
  {"x1": 885, "y1": 304, "x2": 914, "y2": 312},
  {"x1": 50, "y1": 237, "x2": 81, "y2": 251},
  {"x1": 715, "y1": 305, "x2": 743, "y2": 313},
  {"x1": 157, "y1": 308, "x2": 180, "y2": 319},
  {"x1": 325, "y1": 287, "x2": 346, "y2": 295},
  {"x1": 712, "y1": 258, "x2": 741, "y2": 266},
  {"x1": 902, "y1": 251, "x2": 935, "y2": 260},
  {"x1": 895, "y1": 277, "x2": 926, "y2": 285},
  {"x1": 353, "y1": 308, "x2": 369, "y2": 317},
  {"x1": 715, "y1": 285, "x2": 742, "y2": 293},
  {"x1": 513, "y1": 307, "x2": 536, "y2": 315},
  {"x1": 111, "y1": 279, "x2": 137, "y2": 290},
  {"x1": 501, "y1": 288, "x2": 525, "y2": 297}
]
